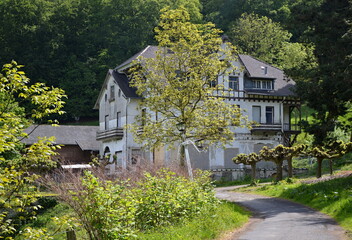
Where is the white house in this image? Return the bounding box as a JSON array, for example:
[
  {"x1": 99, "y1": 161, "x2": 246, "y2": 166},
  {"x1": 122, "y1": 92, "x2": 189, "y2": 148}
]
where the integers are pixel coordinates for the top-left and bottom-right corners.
[{"x1": 93, "y1": 45, "x2": 300, "y2": 173}]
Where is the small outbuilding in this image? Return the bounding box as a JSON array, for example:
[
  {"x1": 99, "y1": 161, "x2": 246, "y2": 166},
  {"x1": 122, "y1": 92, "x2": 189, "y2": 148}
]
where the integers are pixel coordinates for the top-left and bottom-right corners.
[{"x1": 22, "y1": 125, "x2": 100, "y2": 164}]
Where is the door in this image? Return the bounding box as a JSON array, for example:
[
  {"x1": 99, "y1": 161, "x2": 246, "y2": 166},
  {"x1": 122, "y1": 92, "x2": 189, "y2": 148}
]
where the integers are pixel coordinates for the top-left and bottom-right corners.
[{"x1": 266, "y1": 106, "x2": 274, "y2": 124}]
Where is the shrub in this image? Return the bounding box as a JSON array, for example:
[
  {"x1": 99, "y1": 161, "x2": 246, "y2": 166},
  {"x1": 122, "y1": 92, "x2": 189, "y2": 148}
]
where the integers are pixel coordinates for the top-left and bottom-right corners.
[
  {"x1": 72, "y1": 171, "x2": 137, "y2": 240},
  {"x1": 133, "y1": 169, "x2": 219, "y2": 230},
  {"x1": 48, "y1": 168, "x2": 219, "y2": 239}
]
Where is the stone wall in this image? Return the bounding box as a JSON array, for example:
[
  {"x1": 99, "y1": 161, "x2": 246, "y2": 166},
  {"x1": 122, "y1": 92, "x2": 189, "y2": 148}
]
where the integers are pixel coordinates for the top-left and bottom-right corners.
[{"x1": 211, "y1": 167, "x2": 308, "y2": 181}]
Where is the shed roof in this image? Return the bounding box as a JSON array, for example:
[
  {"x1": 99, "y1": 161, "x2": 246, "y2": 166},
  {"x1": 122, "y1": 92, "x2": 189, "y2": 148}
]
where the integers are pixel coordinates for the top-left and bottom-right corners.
[{"x1": 22, "y1": 125, "x2": 100, "y2": 151}]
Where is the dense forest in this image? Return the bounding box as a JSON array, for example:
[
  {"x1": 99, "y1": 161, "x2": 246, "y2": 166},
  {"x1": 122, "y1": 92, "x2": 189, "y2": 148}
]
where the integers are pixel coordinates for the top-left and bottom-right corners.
[{"x1": 0, "y1": 0, "x2": 351, "y2": 142}]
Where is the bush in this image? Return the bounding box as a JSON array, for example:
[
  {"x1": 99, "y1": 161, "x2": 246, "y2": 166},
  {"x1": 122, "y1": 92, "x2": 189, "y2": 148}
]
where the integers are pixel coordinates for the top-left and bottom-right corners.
[
  {"x1": 50, "y1": 168, "x2": 219, "y2": 240},
  {"x1": 133, "y1": 170, "x2": 219, "y2": 230}
]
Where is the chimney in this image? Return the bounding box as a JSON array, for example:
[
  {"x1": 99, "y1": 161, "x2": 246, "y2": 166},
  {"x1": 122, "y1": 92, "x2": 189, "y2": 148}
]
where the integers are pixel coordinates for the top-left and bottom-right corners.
[{"x1": 261, "y1": 66, "x2": 268, "y2": 75}]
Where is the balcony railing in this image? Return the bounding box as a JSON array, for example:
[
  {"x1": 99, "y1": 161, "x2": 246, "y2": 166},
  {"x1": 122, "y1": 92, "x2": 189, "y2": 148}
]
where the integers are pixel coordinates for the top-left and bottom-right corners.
[
  {"x1": 251, "y1": 122, "x2": 301, "y2": 132},
  {"x1": 283, "y1": 123, "x2": 301, "y2": 132},
  {"x1": 251, "y1": 122, "x2": 282, "y2": 132},
  {"x1": 96, "y1": 128, "x2": 123, "y2": 141}
]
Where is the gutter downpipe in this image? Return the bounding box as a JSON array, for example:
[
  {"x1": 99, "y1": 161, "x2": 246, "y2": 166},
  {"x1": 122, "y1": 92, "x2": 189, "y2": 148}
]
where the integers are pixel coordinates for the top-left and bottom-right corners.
[
  {"x1": 124, "y1": 97, "x2": 130, "y2": 169},
  {"x1": 280, "y1": 97, "x2": 286, "y2": 144}
]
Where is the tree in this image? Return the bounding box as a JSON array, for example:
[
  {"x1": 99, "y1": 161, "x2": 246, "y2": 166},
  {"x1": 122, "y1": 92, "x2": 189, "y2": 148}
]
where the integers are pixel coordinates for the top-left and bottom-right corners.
[
  {"x1": 308, "y1": 141, "x2": 352, "y2": 178},
  {"x1": 229, "y1": 13, "x2": 315, "y2": 71},
  {"x1": 259, "y1": 145, "x2": 286, "y2": 181},
  {"x1": 232, "y1": 153, "x2": 261, "y2": 183},
  {"x1": 130, "y1": 8, "x2": 246, "y2": 165},
  {"x1": 0, "y1": 61, "x2": 66, "y2": 238},
  {"x1": 0, "y1": 0, "x2": 203, "y2": 121},
  {"x1": 284, "y1": 144, "x2": 308, "y2": 178},
  {"x1": 291, "y1": 0, "x2": 352, "y2": 145},
  {"x1": 338, "y1": 102, "x2": 352, "y2": 141}
]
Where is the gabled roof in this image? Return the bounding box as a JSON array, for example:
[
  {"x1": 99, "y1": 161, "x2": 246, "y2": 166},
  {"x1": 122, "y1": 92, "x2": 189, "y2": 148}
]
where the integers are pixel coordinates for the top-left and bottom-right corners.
[
  {"x1": 22, "y1": 125, "x2": 100, "y2": 151},
  {"x1": 116, "y1": 45, "x2": 159, "y2": 71},
  {"x1": 111, "y1": 70, "x2": 139, "y2": 98},
  {"x1": 94, "y1": 46, "x2": 297, "y2": 109},
  {"x1": 93, "y1": 69, "x2": 140, "y2": 109},
  {"x1": 238, "y1": 54, "x2": 296, "y2": 96}
]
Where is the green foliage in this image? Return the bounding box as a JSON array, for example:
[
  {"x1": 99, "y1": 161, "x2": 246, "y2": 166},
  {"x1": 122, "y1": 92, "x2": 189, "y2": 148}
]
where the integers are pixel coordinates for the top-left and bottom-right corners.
[
  {"x1": 232, "y1": 153, "x2": 261, "y2": 181},
  {"x1": 0, "y1": 0, "x2": 202, "y2": 121},
  {"x1": 72, "y1": 171, "x2": 137, "y2": 240},
  {"x1": 137, "y1": 201, "x2": 250, "y2": 240},
  {"x1": 307, "y1": 141, "x2": 352, "y2": 178},
  {"x1": 251, "y1": 176, "x2": 352, "y2": 235},
  {"x1": 58, "y1": 169, "x2": 219, "y2": 240},
  {"x1": 292, "y1": 0, "x2": 352, "y2": 145},
  {"x1": 133, "y1": 170, "x2": 219, "y2": 230},
  {"x1": 229, "y1": 13, "x2": 316, "y2": 71},
  {"x1": 259, "y1": 144, "x2": 307, "y2": 181},
  {"x1": 130, "y1": 8, "x2": 246, "y2": 153},
  {"x1": 0, "y1": 62, "x2": 66, "y2": 238}
]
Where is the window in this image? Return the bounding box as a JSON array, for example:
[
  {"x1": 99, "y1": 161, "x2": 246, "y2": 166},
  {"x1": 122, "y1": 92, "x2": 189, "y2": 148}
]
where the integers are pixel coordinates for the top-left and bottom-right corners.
[
  {"x1": 253, "y1": 80, "x2": 261, "y2": 89},
  {"x1": 229, "y1": 76, "x2": 238, "y2": 90},
  {"x1": 110, "y1": 85, "x2": 115, "y2": 101},
  {"x1": 118, "y1": 89, "x2": 121, "y2": 98},
  {"x1": 105, "y1": 115, "x2": 109, "y2": 130},
  {"x1": 104, "y1": 94, "x2": 107, "y2": 102},
  {"x1": 266, "y1": 106, "x2": 274, "y2": 124},
  {"x1": 252, "y1": 106, "x2": 261, "y2": 123},
  {"x1": 116, "y1": 112, "x2": 121, "y2": 128},
  {"x1": 252, "y1": 80, "x2": 273, "y2": 90},
  {"x1": 141, "y1": 109, "x2": 146, "y2": 126}
]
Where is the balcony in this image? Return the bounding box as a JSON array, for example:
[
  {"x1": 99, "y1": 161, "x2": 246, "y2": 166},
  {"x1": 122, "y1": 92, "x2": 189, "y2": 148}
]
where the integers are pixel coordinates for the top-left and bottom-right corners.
[
  {"x1": 251, "y1": 122, "x2": 301, "y2": 133},
  {"x1": 96, "y1": 128, "x2": 123, "y2": 141},
  {"x1": 283, "y1": 123, "x2": 301, "y2": 133},
  {"x1": 251, "y1": 122, "x2": 282, "y2": 132}
]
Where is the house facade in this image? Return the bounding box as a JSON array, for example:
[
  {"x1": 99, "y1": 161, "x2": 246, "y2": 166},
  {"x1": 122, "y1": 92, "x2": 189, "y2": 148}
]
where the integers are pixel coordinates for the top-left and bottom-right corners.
[{"x1": 94, "y1": 45, "x2": 300, "y2": 173}]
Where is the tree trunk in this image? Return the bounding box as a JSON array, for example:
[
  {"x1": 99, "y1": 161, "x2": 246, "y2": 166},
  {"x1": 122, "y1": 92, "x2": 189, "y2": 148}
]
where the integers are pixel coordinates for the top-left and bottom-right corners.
[
  {"x1": 250, "y1": 163, "x2": 256, "y2": 181},
  {"x1": 276, "y1": 161, "x2": 283, "y2": 181},
  {"x1": 66, "y1": 230, "x2": 76, "y2": 240},
  {"x1": 287, "y1": 157, "x2": 293, "y2": 178},
  {"x1": 316, "y1": 157, "x2": 323, "y2": 178},
  {"x1": 179, "y1": 144, "x2": 185, "y2": 167},
  {"x1": 329, "y1": 159, "x2": 333, "y2": 175}
]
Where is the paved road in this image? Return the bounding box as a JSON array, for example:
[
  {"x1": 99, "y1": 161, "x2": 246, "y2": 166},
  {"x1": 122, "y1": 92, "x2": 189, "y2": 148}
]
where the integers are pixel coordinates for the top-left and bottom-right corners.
[{"x1": 216, "y1": 186, "x2": 348, "y2": 240}]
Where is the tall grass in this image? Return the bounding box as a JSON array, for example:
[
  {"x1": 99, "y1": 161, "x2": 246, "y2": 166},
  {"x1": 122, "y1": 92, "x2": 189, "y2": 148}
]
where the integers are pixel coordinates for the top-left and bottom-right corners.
[{"x1": 137, "y1": 201, "x2": 250, "y2": 240}]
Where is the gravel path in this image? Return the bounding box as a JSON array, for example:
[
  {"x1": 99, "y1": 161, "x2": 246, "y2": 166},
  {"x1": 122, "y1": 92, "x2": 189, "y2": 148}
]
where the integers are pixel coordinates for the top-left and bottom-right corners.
[{"x1": 216, "y1": 186, "x2": 349, "y2": 240}]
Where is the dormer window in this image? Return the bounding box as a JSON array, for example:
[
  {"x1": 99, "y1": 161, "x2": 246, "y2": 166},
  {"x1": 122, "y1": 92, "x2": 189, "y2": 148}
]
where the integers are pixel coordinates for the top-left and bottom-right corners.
[{"x1": 253, "y1": 80, "x2": 273, "y2": 90}]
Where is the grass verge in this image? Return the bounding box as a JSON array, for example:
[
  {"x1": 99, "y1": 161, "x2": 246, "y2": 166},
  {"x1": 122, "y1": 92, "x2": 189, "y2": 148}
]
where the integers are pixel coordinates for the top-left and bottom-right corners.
[
  {"x1": 241, "y1": 176, "x2": 352, "y2": 237},
  {"x1": 137, "y1": 201, "x2": 250, "y2": 240},
  {"x1": 19, "y1": 201, "x2": 249, "y2": 240}
]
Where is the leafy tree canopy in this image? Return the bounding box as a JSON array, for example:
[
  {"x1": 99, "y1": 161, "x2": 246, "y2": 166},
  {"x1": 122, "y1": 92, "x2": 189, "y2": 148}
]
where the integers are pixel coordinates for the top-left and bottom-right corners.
[
  {"x1": 130, "y1": 8, "x2": 247, "y2": 152},
  {"x1": 0, "y1": 61, "x2": 66, "y2": 238},
  {"x1": 229, "y1": 13, "x2": 316, "y2": 71}
]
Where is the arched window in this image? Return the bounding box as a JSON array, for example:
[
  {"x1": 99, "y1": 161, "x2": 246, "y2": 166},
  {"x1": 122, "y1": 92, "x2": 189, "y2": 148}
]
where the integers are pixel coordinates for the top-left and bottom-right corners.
[{"x1": 103, "y1": 146, "x2": 111, "y2": 161}]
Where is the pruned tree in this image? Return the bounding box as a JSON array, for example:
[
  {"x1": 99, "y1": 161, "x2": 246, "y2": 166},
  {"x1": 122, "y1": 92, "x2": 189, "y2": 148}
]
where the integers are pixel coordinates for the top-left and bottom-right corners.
[
  {"x1": 233, "y1": 152, "x2": 261, "y2": 183},
  {"x1": 285, "y1": 144, "x2": 308, "y2": 178},
  {"x1": 130, "y1": 8, "x2": 247, "y2": 166},
  {"x1": 259, "y1": 145, "x2": 286, "y2": 181},
  {"x1": 308, "y1": 140, "x2": 352, "y2": 178}
]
